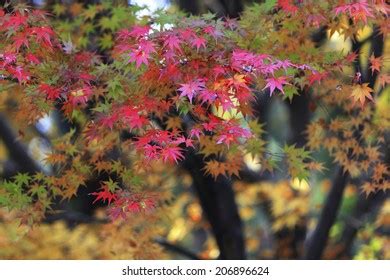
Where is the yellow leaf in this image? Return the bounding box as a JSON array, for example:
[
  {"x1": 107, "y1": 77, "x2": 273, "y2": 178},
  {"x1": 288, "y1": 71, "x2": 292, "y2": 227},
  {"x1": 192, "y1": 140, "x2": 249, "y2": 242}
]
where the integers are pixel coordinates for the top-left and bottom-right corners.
[{"x1": 351, "y1": 83, "x2": 373, "y2": 106}]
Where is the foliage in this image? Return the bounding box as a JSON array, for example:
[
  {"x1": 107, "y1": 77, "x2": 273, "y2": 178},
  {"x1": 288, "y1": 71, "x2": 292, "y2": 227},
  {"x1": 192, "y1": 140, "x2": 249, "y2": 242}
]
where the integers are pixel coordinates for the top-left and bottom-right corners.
[{"x1": 0, "y1": 0, "x2": 389, "y2": 259}]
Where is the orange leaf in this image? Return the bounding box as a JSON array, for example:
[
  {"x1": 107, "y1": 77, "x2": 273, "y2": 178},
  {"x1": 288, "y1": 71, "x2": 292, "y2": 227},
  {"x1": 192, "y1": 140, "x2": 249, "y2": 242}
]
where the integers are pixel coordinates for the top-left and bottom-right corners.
[{"x1": 350, "y1": 83, "x2": 373, "y2": 106}]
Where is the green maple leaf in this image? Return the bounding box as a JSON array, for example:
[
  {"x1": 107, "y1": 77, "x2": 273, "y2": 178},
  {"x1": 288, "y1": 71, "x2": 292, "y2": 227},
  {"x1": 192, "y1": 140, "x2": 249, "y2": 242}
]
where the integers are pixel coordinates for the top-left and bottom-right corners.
[
  {"x1": 99, "y1": 16, "x2": 120, "y2": 31},
  {"x1": 52, "y1": 3, "x2": 66, "y2": 16},
  {"x1": 98, "y1": 33, "x2": 113, "y2": 50},
  {"x1": 263, "y1": 0, "x2": 277, "y2": 12},
  {"x1": 283, "y1": 85, "x2": 299, "y2": 103},
  {"x1": 13, "y1": 173, "x2": 30, "y2": 186},
  {"x1": 82, "y1": 5, "x2": 99, "y2": 20}
]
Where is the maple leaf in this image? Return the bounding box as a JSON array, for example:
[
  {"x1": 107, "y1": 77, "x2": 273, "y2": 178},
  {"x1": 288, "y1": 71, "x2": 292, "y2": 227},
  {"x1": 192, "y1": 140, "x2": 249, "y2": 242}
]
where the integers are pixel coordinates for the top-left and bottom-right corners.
[
  {"x1": 203, "y1": 25, "x2": 223, "y2": 41},
  {"x1": 378, "y1": 74, "x2": 390, "y2": 88},
  {"x1": 350, "y1": 83, "x2": 374, "y2": 106},
  {"x1": 174, "y1": 136, "x2": 194, "y2": 148},
  {"x1": 4, "y1": 12, "x2": 28, "y2": 29},
  {"x1": 334, "y1": 1, "x2": 374, "y2": 24},
  {"x1": 30, "y1": 26, "x2": 54, "y2": 47},
  {"x1": 163, "y1": 34, "x2": 182, "y2": 53},
  {"x1": 191, "y1": 36, "x2": 207, "y2": 52},
  {"x1": 39, "y1": 83, "x2": 61, "y2": 100},
  {"x1": 198, "y1": 89, "x2": 217, "y2": 105},
  {"x1": 189, "y1": 127, "x2": 203, "y2": 140},
  {"x1": 369, "y1": 54, "x2": 382, "y2": 74},
  {"x1": 160, "y1": 146, "x2": 184, "y2": 163},
  {"x1": 216, "y1": 133, "x2": 235, "y2": 147},
  {"x1": 1, "y1": 52, "x2": 17, "y2": 65},
  {"x1": 278, "y1": 0, "x2": 298, "y2": 14},
  {"x1": 139, "y1": 40, "x2": 156, "y2": 54},
  {"x1": 89, "y1": 186, "x2": 117, "y2": 204},
  {"x1": 203, "y1": 160, "x2": 226, "y2": 178},
  {"x1": 307, "y1": 71, "x2": 328, "y2": 86},
  {"x1": 178, "y1": 79, "x2": 205, "y2": 103},
  {"x1": 263, "y1": 76, "x2": 289, "y2": 96},
  {"x1": 99, "y1": 113, "x2": 118, "y2": 130},
  {"x1": 26, "y1": 53, "x2": 41, "y2": 64},
  {"x1": 129, "y1": 25, "x2": 151, "y2": 38},
  {"x1": 129, "y1": 48, "x2": 150, "y2": 68},
  {"x1": 227, "y1": 74, "x2": 250, "y2": 91},
  {"x1": 68, "y1": 86, "x2": 93, "y2": 106},
  {"x1": 13, "y1": 32, "x2": 29, "y2": 52},
  {"x1": 7, "y1": 65, "x2": 30, "y2": 83}
]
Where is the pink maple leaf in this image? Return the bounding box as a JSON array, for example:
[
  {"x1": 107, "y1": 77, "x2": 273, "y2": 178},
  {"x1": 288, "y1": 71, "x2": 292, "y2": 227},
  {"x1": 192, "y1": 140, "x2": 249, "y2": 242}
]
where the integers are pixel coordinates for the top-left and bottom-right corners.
[
  {"x1": 139, "y1": 40, "x2": 156, "y2": 54},
  {"x1": 178, "y1": 79, "x2": 205, "y2": 103},
  {"x1": 128, "y1": 40, "x2": 155, "y2": 68},
  {"x1": 143, "y1": 144, "x2": 161, "y2": 161},
  {"x1": 174, "y1": 136, "x2": 194, "y2": 148},
  {"x1": 179, "y1": 28, "x2": 196, "y2": 40},
  {"x1": 163, "y1": 34, "x2": 182, "y2": 52},
  {"x1": 161, "y1": 146, "x2": 184, "y2": 163},
  {"x1": 191, "y1": 36, "x2": 207, "y2": 52},
  {"x1": 334, "y1": 1, "x2": 374, "y2": 24},
  {"x1": 129, "y1": 25, "x2": 151, "y2": 38},
  {"x1": 129, "y1": 48, "x2": 150, "y2": 68},
  {"x1": 189, "y1": 127, "x2": 203, "y2": 140},
  {"x1": 203, "y1": 25, "x2": 223, "y2": 41},
  {"x1": 263, "y1": 76, "x2": 289, "y2": 96},
  {"x1": 198, "y1": 89, "x2": 217, "y2": 105}
]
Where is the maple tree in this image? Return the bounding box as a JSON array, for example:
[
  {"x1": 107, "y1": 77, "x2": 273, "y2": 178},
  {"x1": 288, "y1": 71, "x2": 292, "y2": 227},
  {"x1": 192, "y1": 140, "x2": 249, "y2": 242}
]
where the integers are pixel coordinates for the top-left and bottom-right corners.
[{"x1": 0, "y1": 0, "x2": 389, "y2": 260}]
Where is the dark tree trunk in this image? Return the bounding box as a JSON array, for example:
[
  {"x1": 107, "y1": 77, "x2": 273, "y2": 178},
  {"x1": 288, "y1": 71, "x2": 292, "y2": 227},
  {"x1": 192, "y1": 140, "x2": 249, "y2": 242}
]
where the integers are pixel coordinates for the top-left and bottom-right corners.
[
  {"x1": 183, "y1": 151, "x2": 246, "y2": 259},
  {"x1": 305, "y1": 167, "x2": 349, "y2": 259}
]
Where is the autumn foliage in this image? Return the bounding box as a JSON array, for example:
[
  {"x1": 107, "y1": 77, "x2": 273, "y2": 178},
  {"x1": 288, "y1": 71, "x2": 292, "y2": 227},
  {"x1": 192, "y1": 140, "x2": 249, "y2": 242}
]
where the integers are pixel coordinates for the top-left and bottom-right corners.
[{"x1": 0, "y1": 0, "x2": 389, "y2": 260}]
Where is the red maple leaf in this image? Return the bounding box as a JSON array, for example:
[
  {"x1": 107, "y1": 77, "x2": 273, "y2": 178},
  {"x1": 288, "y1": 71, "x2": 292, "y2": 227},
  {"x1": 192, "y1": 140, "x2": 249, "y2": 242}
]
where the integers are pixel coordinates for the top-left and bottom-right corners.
[
  {"x1": 69, "y1": 86, "x2": 93, "y2": 106},
  {"x1": 39, "y1": 83, "x2": 61, "y2": 100},
  {"x1": 99, "y1": 113, "x2": 118, "y2": 130},
  {"x1": 26, "y1": 53, "x2": 41, "y2": 64},
  {"x1": 307, "y1": 71, "x2": 328, "y2": 86},
  {"x1": 7, "y1": 65, "x2": 30, "y2": 83},
  {"x1": 278, "y1": 0, "x2": 299, "y2": 14},
  {"x1": 5, "y1": 12, "x2": 28, "y2": 29},
  {"x1": 89, "y1": 187, "x2": 117, "y2": 204},
  {"x1": 30, "y1": 26, "x2": 54, "y2": 47},
  {"x1": 13, "y1": 32, "x2": 29, "y2": 52}
]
